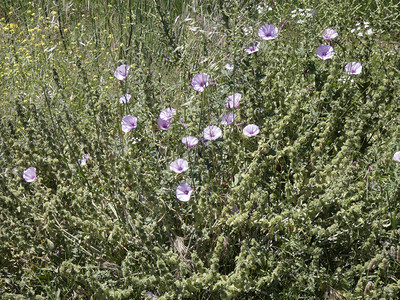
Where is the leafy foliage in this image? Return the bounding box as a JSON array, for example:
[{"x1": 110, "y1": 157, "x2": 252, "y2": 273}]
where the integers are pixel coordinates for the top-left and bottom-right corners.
[{"x1": 1, "y1": 0, "x2": 400, "y2": 299}]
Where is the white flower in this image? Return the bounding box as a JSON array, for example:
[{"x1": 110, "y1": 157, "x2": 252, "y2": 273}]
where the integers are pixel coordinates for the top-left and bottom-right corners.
[
  {"x1": 170, "y1": 159, "x2": 189, "y2": 174},
  {"x1": 225, "y1": 63, "x2": 234, "y2": 71},
  {"x1": 203, "y1": 126, "x2": 222, "y2": 141},
  {"x1": 23, "y1": 167, "x2": 36, "y2": 182},
  {"x1": 393, "y1": 151, "x2": 400, "y2": 162},
  {"x1": 176, "y1": 183, "x2": 193, "y2": 202}
]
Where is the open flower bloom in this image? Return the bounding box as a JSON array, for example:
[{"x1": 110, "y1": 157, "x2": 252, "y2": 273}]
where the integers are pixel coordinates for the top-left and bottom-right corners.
[
  {"x1": 23, "y1": 167, "x2": 36, "y2": 182},
  {"x1": 170, "y1": 159, "x2": 189, "y2": 173},
  {"x1": 119, "y1": 94, "x2": 131, "y2": 104},
  {"x1": 244, "y1": 42, "x2": 260, "y2": 54},
  {"x1": 316, "y1": 45, "x2": 334, "y2": 60},
  {"x1": 323, "y1": 28, "x2": 338, "y2": 40},
  {"x1": 191, "y1": 73, "x2": 210, "y2": 92},
  {"x1": 258, "y1": 24, "x2": 278, "y2": 40},
  {"x1": 114, "y1": 64, "x2": 130, "y2": 81},
  {"x1": 121, "y1": 115, "x2": 137, "y2": 133},
  {"x1": 159, "y1": 107, "x2": 176, "y2": 121},
  {"x1": 157, "y1": 117, "x2": 170, "y2": 130},
  {"x1": 221, "y1": 113, "x2": 235, "y2": 125},
  {"x1": 182, "y1": 136, "x2": 199, "y2": 148},
  {"x1": 226, "y1": 93, "x2": 242, "y2": 108},
  {"x1": 243, "y1": 124, "x2": 260, "y2": 137},
  {"x1": 344, "y1": 62, "x2": 362, "y2": 75},
  {"x1": 393, "y1": 151, "x2": 400, "y2": 162},
  {"x1": 176, "y1": 182, "x2": 193, "y2": 202},
  {"x1": 203, "y1": 125, "x2": 222, "y2": 141}
]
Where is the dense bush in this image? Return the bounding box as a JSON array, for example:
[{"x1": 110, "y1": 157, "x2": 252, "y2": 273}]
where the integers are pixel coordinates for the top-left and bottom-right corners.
[{"x1": 1, "y1": 0, "x2": 400, "y2": 298}]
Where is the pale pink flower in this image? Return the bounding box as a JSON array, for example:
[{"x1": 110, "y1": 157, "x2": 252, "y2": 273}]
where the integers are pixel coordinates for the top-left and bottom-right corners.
[
  {"x1": 176, "y1": 182, "x2": 193, "y2": 202},
  {"x1": 203, "y1": 126, "x2": 222, "y2": 141},
  {"x1": 157, "y1": 117, "x2": 170, "y2": 130},
  {"x1": 170, "y1": 159, "x2": 189, "y2": 173},
  {"x1": 23, "y1": 167, "x2": 36, "y2": 182},
  {"x1": 182, "y1": 136, "x2": 198, "y2": 148},
  {"x1": 114, "y1": 64, "x2": 130, "y2": 81},
  {"x1": 225, "y1": 63, "x2": 234, "y2": 71},
  {"x1": 221, "y1": 113, "x2": 235, "y2": 125},
  {"x1": 316, "y1": 45, "x2": 334, "y2": 60},
  {"x1": 121, "y1": 115, "x2": 137, "y2": 133},
  {"x1": 323, "y1": 28, "x2": 338, "y2": 40},
  {"x1": 191, "y1": 73, "x2": 210, "y2": 92},
  {"x1": 244, "y1": 42, "x2": 260, "y2": 54},
  {"x1": 344, "y1": 62, "x2": 362, "y2": 75},
  {"x1": 393, "y1": 151, "x2": 400, "y2": 162},
  {"x1": 258, "y1": 24, "x2": 278, "y2": 40},
  {"x1": 159, "y1": 107, "x2": 176, "y2": 121},
  {"x1": 243, "y1": 124, "x2": 260, "y2": 137},
  {"x1": 119, "y1": 94, "x2": 131, "y2": 104},
  {"x1": 226, "y1": 93, "x2": 242, "y2": 108}
]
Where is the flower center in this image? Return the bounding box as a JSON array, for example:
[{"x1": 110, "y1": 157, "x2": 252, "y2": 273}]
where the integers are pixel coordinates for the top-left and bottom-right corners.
[{"x1": 184, "y1": 190, "x2": 189, "y2": 195}]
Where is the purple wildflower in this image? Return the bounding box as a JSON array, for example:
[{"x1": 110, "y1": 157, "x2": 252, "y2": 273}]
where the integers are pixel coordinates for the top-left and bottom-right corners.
[
  {"x1": 243, "y1": 124, "x2": 260, "y2": 137},
  {"x1": 258, "y1": 24, "x2": 278, "y2": 40},
  {"x1": 221, "y1": 113, "x2": 235, "y2": 125},
  {"x1": 353, "y1": 161, "x2": 358, "y2": 170},
  {"x1": 244, "y1": 42, "x2": 260, "y2": 54},
  {"x1": 176, "y1": 182, "x2": 193, "y2": 202},
  {"x1": 203, "y1": 126, "x2": 222, "y2": 141},
  {"x1": 323, "y1": 28, "x2": 338, "y2": 40},
  {"x1": 393, "y1": 151, "x2": 400, "y2": 162},
  {"x1": 157, "y1": 117, "x2": 170, "y2": 130},
  {"x1": 316, "y1": 45, "x2": 334, "y2": 60},
  {"x1": 23, "y1": 167, "x2": 36, "y2": 182},
  {"x1": 226, "y1": 93, "x2": 242, "y2": 108},
  {"x1": 119, "y1": 94, "x2": 131, "y2": 104},
  {"x1": 114, "y1": 64, "x2": 130, "y2": 81},
  {"x1": 162, "y1": 53, "x2": 168, "y2": 62},
  {"x1": 367, "y1": 165, "x2": 372, "y2": 173},
  {"x1": 159, "y1": 107, "x2": 176, "y2": 121},
  {"x1": 344, "y1": 62, "x2": 362, "y2": 75},
  {"x1": 236, "y1": 122, "x2": 244, "y2": 126},
  {"x1": 170, "y1": 159, "x2": 189, "y2": 174},
  {"x1": 179, "y1": 118, "x2": 187, "y2": 128},
  {"x1": 182, "y1": 136, "x2": 199, "y2": 148},
  {"x1": 191, "y1": 73, "x2": 210, "y2": 92},
  {"x1": 281, "y1": 20, "x2": 287, "y2": 30},
  {"x1": 145, "y1": 292, "x2": 158, "y2": 299},
  {"x1": 121, "y1": 115, "x2": 137, "y2": 133}
]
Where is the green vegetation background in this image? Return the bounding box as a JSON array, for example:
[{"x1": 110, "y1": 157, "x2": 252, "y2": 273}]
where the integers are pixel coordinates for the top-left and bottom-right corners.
[{"x1": 1, "y1": 0, "x2": 400, "y2": 298}]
